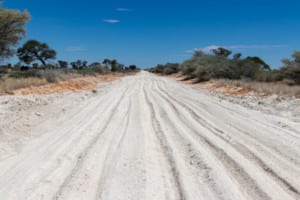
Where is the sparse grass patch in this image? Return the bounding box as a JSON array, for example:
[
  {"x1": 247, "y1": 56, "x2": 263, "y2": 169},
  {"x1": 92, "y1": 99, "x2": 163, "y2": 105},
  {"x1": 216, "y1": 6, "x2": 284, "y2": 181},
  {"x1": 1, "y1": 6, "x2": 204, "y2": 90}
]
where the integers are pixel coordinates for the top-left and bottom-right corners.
[
  {"x1": 214, "y1": 79, "x2": 300, "y2": 98},
  {"x1": 0, "y1": 77, "x2": 48, "y2": 94},
  {"x1": 0, "y1": 70, "x2": 81, "y2": 94},
  {"x1": 244, "y1": 81, "x2": 300, "y2": 97},
  {"x1": 9, "y1": 70, "x2": 42, "y2": 79},
  {"x1": 42, "y1": 70, "x2": 79, "y2": 83}
]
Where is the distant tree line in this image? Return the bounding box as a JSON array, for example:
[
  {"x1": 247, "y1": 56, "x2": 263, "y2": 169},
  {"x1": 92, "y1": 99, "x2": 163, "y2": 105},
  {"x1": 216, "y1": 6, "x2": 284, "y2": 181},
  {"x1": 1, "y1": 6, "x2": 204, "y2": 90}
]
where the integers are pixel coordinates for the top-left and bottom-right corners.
[
  {"x1": 148, "y1": 47, "x2": 300, "y2": 85},
  {"x1": 0, "y1": 5, "x2": 140, "y2": 77}
]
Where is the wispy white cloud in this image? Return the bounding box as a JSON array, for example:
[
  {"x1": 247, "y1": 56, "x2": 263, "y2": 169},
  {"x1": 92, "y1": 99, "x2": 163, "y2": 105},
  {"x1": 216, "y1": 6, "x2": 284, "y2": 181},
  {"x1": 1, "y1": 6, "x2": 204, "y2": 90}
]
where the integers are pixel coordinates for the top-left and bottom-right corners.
[
  {"x1": 65, "y1": 46, "x2": 85, "y2": 52},
  {"x1": 103, "y1": 19, "x2": 120, "y2": 24},
  {"x1": 116, "y1": 8, "x2": 131, "y2": 12},
  {"x1": 186, "y1": 44, "x2": 288, "y2": 54}
]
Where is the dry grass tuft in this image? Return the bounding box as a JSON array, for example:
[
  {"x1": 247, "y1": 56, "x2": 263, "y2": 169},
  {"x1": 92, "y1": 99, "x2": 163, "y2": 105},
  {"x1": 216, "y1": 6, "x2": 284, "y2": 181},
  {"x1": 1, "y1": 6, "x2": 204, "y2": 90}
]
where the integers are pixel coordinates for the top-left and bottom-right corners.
[
  {"x1": 240, "y1": 81, "x2": 300, "y2": 98},
  {"x1": 0, "y1": 69, "x2": 135, "y2": 95},
  {"x1": 0, "y1": 73, "x2": 125, "y2": 95},
  {"x1": 212, "y1": 79, "x2": 300, "y2": 98},
  {"x1": 0, "y1": 71, "x2": 80, "y2": 95},
  {"x1": 0, "y1": 77, "x2": 48, "y2": 94}
]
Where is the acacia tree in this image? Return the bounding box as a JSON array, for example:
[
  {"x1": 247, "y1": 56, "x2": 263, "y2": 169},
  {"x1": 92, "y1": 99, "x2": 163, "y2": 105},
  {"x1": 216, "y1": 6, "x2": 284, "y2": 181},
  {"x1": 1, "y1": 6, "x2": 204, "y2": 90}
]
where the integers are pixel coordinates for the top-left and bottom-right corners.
[
  {"x1": 58, "y1": 60, "x2": 68, "y2": 68},
  {"x1": 129, "y1": 65, "x2": 137, "y2": 71},
  {"x1": 110, "y1": 59, "x2": 118, "y2": 72},
  {"x1": 0, "y1": 5, "x2": 30, "y2": 61},
  {"x1": 245, "y1": 56, "x2": 270, "y2": 70},
  {"x1": 17, "y1": 40, "x2": 56, "y2": 65},
  {"x1": 211, "y1": 47, "x2": 232, "y2": 57},
  {"x1": 102, "y1": 58, "x2": 111, "y2": 68},
  {"x1": 71, "y1": 60, "x2": 87, "y2": 69},
  {"x1": 102, "y1": 58, "x2": 119, "y2": 71}
]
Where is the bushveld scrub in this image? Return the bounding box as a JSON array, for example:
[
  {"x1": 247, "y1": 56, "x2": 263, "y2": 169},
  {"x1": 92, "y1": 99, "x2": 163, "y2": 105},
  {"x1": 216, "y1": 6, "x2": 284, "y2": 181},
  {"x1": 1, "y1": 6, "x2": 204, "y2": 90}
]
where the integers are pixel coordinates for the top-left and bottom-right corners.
[
  {"x1": 0, "y1": 61, "x2": 139, "y2": 94},
  {"x1": 148, "y1": 63, "x2": 179, "y2": 75},
  {"x1": 0, "y1": 69, "x2": 80, "y2": 94},
  {"x1": 149, "y1": 48, "x2": 300, "y2": 86}
]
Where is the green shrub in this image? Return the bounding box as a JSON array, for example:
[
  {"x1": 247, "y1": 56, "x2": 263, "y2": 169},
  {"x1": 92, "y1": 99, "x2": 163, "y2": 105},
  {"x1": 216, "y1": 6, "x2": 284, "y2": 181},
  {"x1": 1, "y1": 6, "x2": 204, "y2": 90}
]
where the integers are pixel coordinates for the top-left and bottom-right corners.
[
  {"x1": 76, "y1": 68, "x2": 96, "y2": 76},
  {"x1": 178, "y1": 50, "x2": 271, "y2": 81},
  {"x1": 163, "y1": 63, "x2": 179, "y2": 75},
  {"x1": 9, "y1": 70, "x2": 42, "y2": 79},
  {"x1": 279, "y1": 51, "x2": 300, "y2": 84},
  {"x1": 148, "y1": 49, "x2": 300, "y2": 86},
  {"x1": 149, "y1": 63, "x2": 179, "y2": 75}
]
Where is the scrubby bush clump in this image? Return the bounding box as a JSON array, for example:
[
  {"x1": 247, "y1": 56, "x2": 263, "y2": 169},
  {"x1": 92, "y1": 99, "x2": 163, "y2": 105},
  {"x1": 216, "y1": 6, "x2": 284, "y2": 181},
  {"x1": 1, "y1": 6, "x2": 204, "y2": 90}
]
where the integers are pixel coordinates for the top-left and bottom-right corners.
[
  {"x1": 148, "y1": 63, "x2": 179, "y2": 75},
  {"x1": 149, "y1": 47, "x2": 300, "y2": 85},
  {"x1": 279, "y1": 51, "x2": 300, "y2": 84},
  {"x1": 180, "y1": 48, "x2": 271, "y2": 82}
]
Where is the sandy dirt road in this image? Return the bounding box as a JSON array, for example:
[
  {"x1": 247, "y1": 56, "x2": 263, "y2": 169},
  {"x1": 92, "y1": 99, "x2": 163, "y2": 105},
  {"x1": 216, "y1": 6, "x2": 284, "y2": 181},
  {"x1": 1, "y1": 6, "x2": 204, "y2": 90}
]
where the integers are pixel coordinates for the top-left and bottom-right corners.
[{"x1": 0, "y1": 71, "x2": 300, "y2": 200}]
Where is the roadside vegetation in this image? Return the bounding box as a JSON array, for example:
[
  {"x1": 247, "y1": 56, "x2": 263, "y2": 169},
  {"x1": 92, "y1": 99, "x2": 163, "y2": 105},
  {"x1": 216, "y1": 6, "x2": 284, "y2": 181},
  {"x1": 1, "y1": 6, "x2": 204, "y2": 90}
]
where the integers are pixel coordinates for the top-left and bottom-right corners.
[
  {"x1": 148, "y1": 47, "x2": 300, "y2": 96},
  {"x1": 0, "y1": 4, "x2": 140, "y2": 94}
]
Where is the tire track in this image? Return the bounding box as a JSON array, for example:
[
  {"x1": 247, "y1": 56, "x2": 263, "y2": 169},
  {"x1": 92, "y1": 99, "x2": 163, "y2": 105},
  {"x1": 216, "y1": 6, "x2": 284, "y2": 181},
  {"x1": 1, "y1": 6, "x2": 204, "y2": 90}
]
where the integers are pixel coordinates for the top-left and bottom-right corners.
[
  {"x1": 155, "y1": 80, "x2": 300, "y2": 199},
  {"x1": 149, "y1": 82, "x2": 271, "y2": 199},
  {"x1": 157, "y1": 81, "x2": 300, "y2": 196},
  {"x1": 54, "y1": 86, "x2": 130, "y2": 199},
  {"x1": 144, "y1": 87, "x2": 186, "y2": 200},
  {"x1": 96, "y1": 90, "x2": 133, "y2": 199}
]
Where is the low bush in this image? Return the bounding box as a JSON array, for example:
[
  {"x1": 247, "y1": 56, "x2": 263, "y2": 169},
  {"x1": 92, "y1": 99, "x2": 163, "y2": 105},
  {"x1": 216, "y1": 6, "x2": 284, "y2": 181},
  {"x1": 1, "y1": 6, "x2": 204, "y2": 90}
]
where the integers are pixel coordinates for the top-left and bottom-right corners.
[
  {"x1": 149, "y1": 63, "x2": 179, "y2": 75},
  {"x1": 149, "y1": 48, "x2": 300, "y2": 86},
  {"x1": 43, "y1": 70, "x2": 63, "y2": 83},
  {"x1": 9, "y1": 69, "x2": 42, "y2": 79}
]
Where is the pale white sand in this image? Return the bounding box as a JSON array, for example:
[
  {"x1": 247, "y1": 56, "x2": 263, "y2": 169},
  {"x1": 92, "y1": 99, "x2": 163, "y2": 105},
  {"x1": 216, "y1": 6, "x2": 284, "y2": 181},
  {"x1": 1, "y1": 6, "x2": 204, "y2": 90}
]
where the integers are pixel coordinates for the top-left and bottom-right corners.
[{"x1": 0, "y1": 71, "x2": 299, "y2": 200}]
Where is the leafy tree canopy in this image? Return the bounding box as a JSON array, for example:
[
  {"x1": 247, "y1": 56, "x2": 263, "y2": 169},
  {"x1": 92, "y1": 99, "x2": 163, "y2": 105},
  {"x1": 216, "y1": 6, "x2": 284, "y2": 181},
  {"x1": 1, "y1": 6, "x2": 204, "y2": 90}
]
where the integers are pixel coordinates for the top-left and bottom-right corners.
[
  {"x1": 17, "y1": 40, "x2": 56, "y2": 65},
  {"x1": 211, "y1": 47, "x2": 232, "y2": 57},
  {"x1": 0, "y1": 5, "x2": 30, "y2": 61}
]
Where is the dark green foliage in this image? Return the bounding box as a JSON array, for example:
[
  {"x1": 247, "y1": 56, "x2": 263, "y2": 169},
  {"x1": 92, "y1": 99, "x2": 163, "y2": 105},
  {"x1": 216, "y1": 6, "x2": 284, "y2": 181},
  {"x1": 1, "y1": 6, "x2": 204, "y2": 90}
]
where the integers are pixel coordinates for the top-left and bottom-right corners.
[
  {"x1": 129, "y1": 65, "x2": 137, "y2": 71},
  {"x1": 71, "y1": 59, "x2": 136, "y2": 75},
  {"x1": 211, "y1": 47, "x2": 232, "y2": 57},
  {"x1": 149, "y1": 64, "x2": 164, "y2": 74},
  {"x1": 71, "y1": 60, "x2": 87, "y2": 70},
  {"x1": 9, "y1": 69, "x2": 41, "y2": 78},
  {"x1": 102, "y1": 59, "x2": 119, "y2": 72},
  {"x1": 76, "y1": 68, "x2": 96, "y2": 76},
  {"x1": 149, "y1": 49, "x2": 300, "y2": 85},
  {"x1": 279, "y1": 51, "x2": 300, "y2": 84},
  {"x1": 233, "y1": 53, "x2": 242, "y2": 60},
  {"x1": 58, "y1": 60, "x2": 68, "y2": 68},
  {"x1": 163, "y1": 63, "x2": 179, "y2": 75},
  {"x1": 89, "y1": 62, "x2": 109, "y2": 74},
  {"x1": 149, "y1": 48, "x2": 277, "y2": 83},
  {"x1": 245, "y1": 56, "x2": 270, "y2": 70},
  {"x1": 17, "y1": 40, "x2": 56, "y2": 65},
  {"x1": 178, "y1": 49, "x2": 274, "y2": 82},
  {"x1": 149, "y1": 63, "x2": 179, "y2": 75},
  {"x1": 101, "y1": 58, "x2": 139, "y2": 73}
]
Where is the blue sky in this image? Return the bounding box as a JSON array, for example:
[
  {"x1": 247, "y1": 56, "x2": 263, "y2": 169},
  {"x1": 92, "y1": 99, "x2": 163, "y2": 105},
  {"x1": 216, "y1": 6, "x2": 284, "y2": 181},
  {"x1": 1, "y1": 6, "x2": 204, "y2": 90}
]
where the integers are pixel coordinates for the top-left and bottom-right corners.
[{"x1": 4, "y1": 0, "x2": 300, "y2": 68}]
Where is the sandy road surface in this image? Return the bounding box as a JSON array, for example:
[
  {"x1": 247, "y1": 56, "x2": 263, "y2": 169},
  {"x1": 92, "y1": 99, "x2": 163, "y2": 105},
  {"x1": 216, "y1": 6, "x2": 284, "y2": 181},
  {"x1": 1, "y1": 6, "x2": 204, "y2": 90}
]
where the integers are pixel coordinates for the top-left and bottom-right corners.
[{"x1": 0, "y1": 71, "x2": 300, "y2": 200}]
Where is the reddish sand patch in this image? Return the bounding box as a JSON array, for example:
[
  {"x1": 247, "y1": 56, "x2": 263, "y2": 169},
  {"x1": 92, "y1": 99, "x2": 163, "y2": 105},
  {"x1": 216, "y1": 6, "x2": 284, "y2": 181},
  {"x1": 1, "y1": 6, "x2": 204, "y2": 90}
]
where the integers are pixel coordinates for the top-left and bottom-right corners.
[
  {"x1": 197, "y1": 81, "x2": 252, "y2": 95},
  {"x1": 170, "y1": 74, "x2": 253, "y2": 96},
  {"x1": 12, "y1": 74, "x2": 124, "y2": 95}
]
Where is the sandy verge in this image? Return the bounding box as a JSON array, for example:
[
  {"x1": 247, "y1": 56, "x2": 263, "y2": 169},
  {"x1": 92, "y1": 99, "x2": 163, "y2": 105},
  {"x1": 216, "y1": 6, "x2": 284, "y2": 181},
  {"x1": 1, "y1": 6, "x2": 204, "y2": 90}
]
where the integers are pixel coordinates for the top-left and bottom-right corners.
[
  {"x1": 171, "y1": 74, "x2": 300, "y2": 121},
  {"x1": 9, "y1": 74, "x2": 126, "y2": 95}
]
